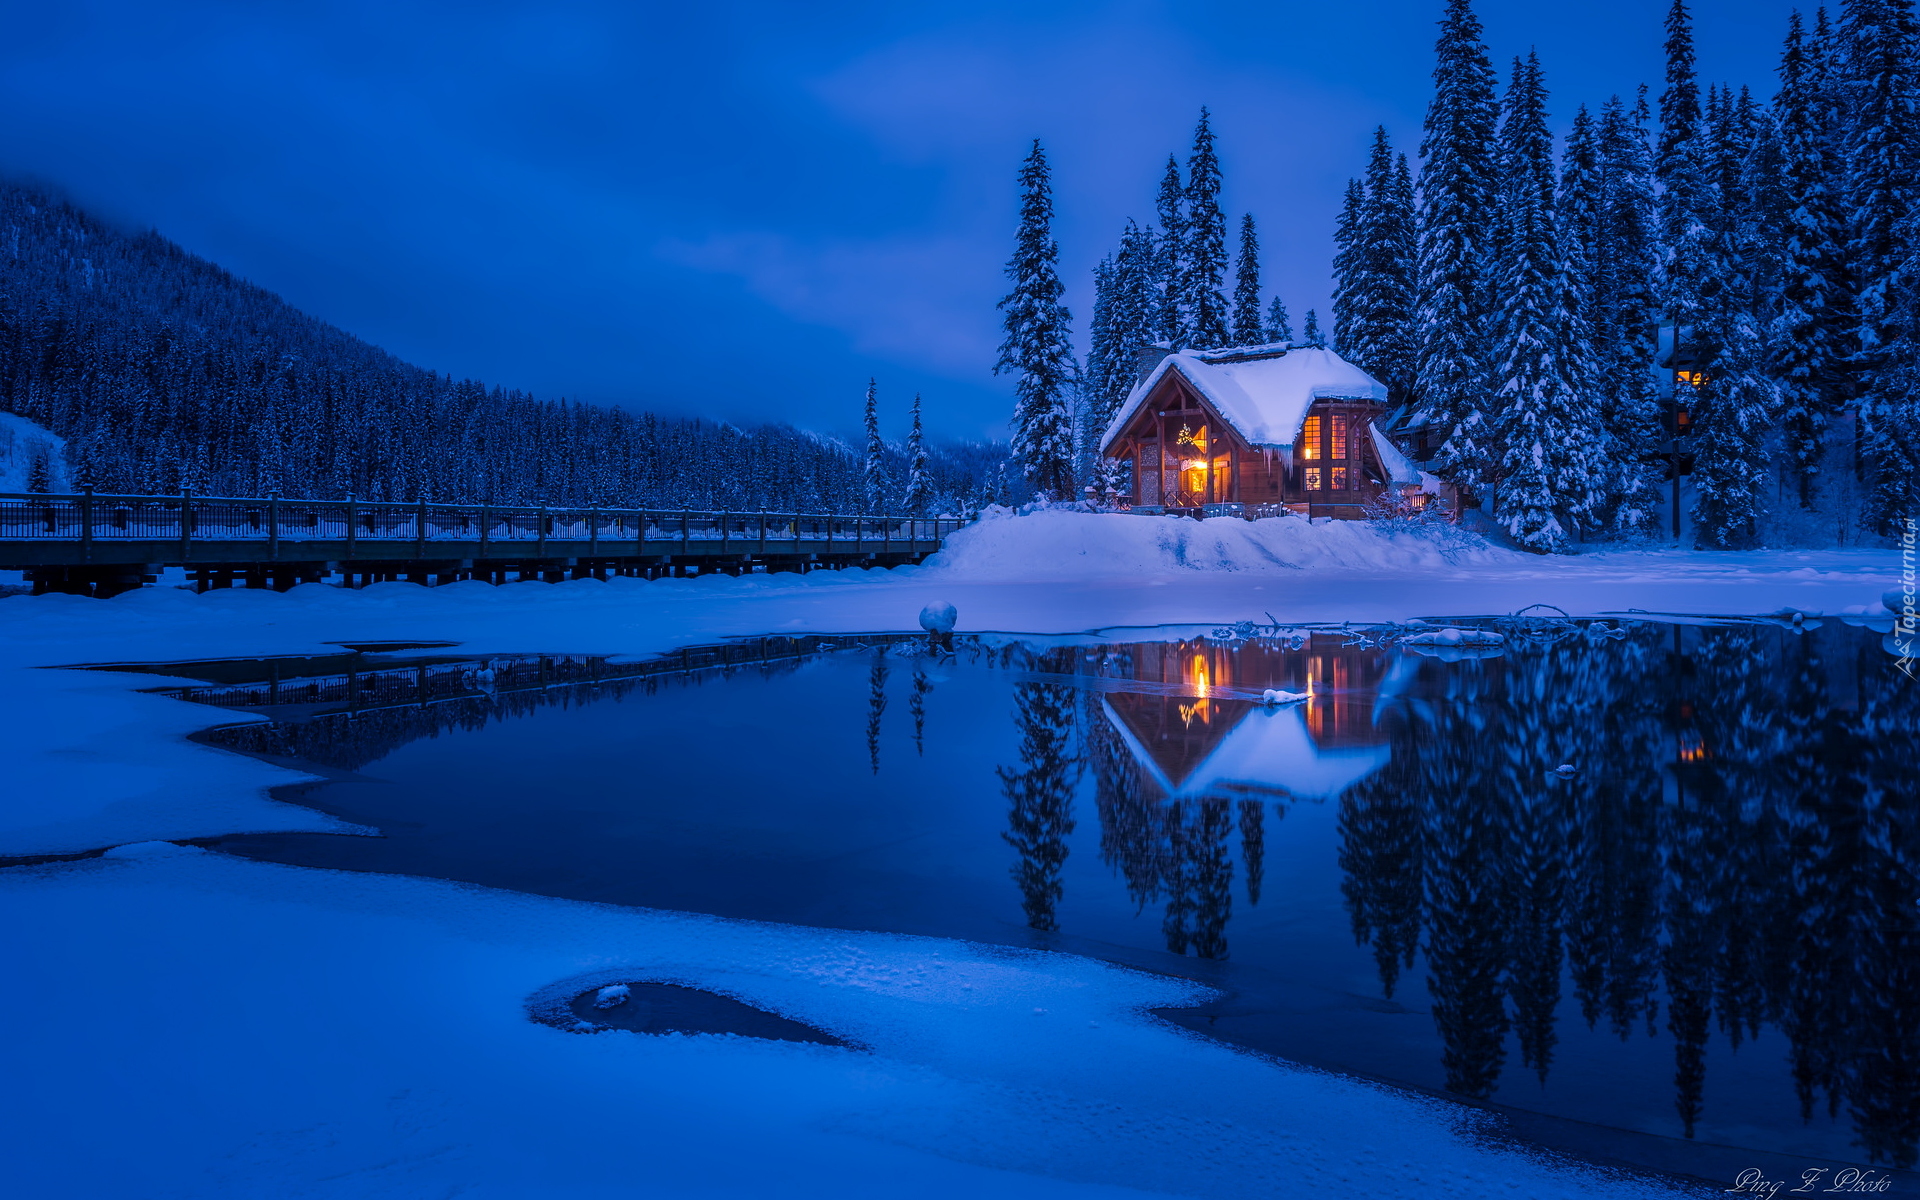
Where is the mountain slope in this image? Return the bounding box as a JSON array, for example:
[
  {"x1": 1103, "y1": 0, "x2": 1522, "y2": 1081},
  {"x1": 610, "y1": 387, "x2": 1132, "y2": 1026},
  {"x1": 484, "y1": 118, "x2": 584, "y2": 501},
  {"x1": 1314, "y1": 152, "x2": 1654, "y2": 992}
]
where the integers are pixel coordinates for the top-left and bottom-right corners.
[{"x1": 0, "y1": 181, "x2": 989, "y2": 509}]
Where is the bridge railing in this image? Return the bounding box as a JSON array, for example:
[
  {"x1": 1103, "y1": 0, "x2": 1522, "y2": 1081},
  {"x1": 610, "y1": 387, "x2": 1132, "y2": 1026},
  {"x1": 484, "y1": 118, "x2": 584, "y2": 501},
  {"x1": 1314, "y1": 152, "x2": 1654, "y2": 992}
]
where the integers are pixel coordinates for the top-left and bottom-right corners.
[{"x1": 0, "y1": 491, "x2": 964, "y2": 551}]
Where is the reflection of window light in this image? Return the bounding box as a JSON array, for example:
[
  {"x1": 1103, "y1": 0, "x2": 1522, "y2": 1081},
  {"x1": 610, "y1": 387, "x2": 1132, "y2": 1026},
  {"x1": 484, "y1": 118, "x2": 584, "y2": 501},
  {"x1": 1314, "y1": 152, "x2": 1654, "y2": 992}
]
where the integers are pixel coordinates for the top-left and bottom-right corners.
[
  {"x1": 1177, "y1": 700, "x2": 1211, "y2": 728},
  {"x1": 1304, "y1": 467, "x2": 1323, "y2": 491},
  {"x1": 1190, "y1": 654, "x2": 1211, "y2": 697}
]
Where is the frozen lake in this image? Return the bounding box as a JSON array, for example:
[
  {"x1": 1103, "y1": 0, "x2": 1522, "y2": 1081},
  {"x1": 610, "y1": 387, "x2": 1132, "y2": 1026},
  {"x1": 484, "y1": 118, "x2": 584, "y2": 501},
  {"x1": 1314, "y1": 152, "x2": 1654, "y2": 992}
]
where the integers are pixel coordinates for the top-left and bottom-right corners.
[{"x1": 168, "y1": 617, "x2": 1916, "y2": 1179}]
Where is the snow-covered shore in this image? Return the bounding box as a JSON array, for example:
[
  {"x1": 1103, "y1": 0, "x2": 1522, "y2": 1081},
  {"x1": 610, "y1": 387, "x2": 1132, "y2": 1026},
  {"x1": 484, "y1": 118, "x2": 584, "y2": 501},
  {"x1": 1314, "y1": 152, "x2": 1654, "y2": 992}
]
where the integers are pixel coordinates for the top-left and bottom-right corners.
[
  {"x1": 3, "y1": 514, "x2": 1896, "y2": 858},
  {"x1": 0, "y1": 512, "x2": 1897, "y2": 1197}
]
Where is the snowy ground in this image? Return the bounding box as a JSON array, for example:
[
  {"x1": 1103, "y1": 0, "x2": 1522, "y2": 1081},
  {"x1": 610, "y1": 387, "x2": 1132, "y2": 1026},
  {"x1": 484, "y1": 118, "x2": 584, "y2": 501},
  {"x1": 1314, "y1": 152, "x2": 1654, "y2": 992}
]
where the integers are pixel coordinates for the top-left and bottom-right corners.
[{"x1": 1, "y1": 512, "x2": 1901, "y2": 1197}]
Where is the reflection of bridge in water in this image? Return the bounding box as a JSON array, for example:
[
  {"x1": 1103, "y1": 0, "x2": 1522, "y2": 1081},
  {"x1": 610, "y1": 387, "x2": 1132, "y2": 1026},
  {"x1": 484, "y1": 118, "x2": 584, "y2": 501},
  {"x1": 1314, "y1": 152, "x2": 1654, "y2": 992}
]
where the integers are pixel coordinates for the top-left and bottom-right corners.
[{"x1": 91, "y1": 633, "x2": 930, "y2": 771}]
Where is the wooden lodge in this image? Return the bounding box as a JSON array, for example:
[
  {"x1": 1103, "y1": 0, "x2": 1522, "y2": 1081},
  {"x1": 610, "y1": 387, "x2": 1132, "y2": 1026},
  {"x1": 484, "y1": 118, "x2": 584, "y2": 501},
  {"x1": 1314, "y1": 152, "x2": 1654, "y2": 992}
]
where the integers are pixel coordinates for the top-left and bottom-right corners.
[{"x1": 1098, "y1": 344, "x2": 1440, "y2": 518}]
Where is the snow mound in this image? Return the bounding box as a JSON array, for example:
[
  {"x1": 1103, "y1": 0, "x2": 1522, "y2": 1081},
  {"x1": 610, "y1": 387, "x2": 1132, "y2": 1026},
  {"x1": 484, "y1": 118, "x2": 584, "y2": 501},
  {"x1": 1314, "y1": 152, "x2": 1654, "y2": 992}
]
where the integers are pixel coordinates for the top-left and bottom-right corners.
[{"x1": 924, "y1": 509, "x2": 1513, "y2": 579}]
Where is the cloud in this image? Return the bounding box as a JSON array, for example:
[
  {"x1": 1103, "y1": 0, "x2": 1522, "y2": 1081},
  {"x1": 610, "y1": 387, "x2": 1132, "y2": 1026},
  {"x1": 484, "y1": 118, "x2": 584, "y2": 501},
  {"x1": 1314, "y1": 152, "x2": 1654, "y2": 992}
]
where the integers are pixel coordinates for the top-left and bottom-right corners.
[{"x1": 659, "y1": 231, "x2": 1004, "y2": 377}]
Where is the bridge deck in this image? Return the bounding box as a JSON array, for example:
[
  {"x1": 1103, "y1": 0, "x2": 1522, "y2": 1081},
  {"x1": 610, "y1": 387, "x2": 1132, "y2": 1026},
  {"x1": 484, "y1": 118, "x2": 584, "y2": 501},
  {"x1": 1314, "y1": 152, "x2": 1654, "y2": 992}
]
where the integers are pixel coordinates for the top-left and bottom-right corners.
[{"x1": 0, "y1": 491, "x2": 961, "y2": 595}]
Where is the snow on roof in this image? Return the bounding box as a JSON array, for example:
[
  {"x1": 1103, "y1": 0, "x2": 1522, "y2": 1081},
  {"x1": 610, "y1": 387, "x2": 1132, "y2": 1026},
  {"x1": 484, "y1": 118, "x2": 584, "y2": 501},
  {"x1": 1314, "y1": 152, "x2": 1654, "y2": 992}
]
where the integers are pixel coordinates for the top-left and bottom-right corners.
[
  {"x1": 1181, "y1": 704, "x2": 1391, "y2": 801},
  {"x1": 1369, "y1": 424, "x2": 1448, "y2": 493},
  {"x1": 1098, "y1": 346, "x2": 1389, "y2": 456},
  {"x1": 1101, "y1": 695, "x2": 1391, "y2": 802},
  {"x1": 1369, "y1": 424, "x2": 1422, "y2": 486}
]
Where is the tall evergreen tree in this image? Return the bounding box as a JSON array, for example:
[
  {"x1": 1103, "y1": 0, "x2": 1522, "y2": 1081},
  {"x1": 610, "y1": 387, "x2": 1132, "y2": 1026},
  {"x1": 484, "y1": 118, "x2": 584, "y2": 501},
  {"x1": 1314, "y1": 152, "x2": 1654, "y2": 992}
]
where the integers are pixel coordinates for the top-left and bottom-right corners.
[
  {"x1": 1303, "y1": 308, "x2": 1324, "y2": 347},
  {"x1": 1332, "y1": 178, "x2": 1366, "y2": 355},
  {"x1": 1335, "y1": 127, "x2": 1419, "y2": 401},
  {"x1": 1415, "y1": 0, "x2": 1501, "y2": 494},
  {"x1": 1085, "y1": 220, "x2": 1159, "y2": 442},
  {"x1": 1231, "y1": 213, "x2": 1266, "y2": 345},
  {"x1": 862, "y1": 377, "x2": 887, "y2": 510},
  {"x1": 1841, "y1": 0, "x2": 1920, "y2": 532},
  {"x1": 1770, "y1": 9, "x2": 1853, "y2": 505},
  {"x1": 1180, "y1": 109, "x2": 1232, "y2": 348},
  {"x1": 1266, "y1": 296, "x2": 1294, "y2": 344},
  {"x1": 996, "y1": 140, "x2": 1080, "y2": 500},
  {"x1": 1155, "y1": 156, "x2": 1188, "y2": 345},
  {"x1": 1486, "y1": 52, "x2": 1600, "y2": 551},
  {"x1": 1859, "y1": 240, "x2": 1920, "y2": 534},
  {"x1": 902, "y1": 393, "x2": 932, "y2": 514},
  {"x1": 1841, "y1": 0, "x2": 1919, "y2": 366},
  {"x1": 1687, "y1": 71, "x2": 1781, "y2": 547}
]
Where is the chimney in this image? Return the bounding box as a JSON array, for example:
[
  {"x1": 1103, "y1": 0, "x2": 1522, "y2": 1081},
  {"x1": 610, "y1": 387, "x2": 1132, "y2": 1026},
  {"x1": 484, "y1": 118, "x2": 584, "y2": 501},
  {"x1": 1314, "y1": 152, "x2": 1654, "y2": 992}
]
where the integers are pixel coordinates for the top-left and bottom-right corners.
[{"x1": 1132, "y1": 342, "x2": 1172, "y2": 386}]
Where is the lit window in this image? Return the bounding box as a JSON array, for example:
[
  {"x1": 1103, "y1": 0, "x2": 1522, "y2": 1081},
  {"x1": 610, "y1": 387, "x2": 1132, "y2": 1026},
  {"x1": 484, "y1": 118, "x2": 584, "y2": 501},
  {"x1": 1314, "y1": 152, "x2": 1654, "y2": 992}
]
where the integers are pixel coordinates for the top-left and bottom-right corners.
[
  {"x1": 1330, "y1": 415, "x2": 1349, "y2": 460},
  {"x1": 1301, "y1": 416, "x2": 1322, "y2": 460},
  {"x1": 1331, "y1": 466, "x2": 1348, "y2": 490},
  {"x1": 1675, "y1": 369, "x2": 1709, "y2": 387},
  {"x1": 1305, "y1": 467, "x2": 1323, "y2": 491}
]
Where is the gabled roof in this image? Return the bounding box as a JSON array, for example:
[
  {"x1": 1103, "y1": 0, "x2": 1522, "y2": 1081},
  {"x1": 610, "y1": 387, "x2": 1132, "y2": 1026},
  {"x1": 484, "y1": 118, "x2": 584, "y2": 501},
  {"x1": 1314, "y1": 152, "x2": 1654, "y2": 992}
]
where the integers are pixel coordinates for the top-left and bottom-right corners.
[
  {"x1": 1100, "y1": 695, "x2": 1391, "y2": 802},
  {"x1": 1098, "y1": 345, "x2": 1389, "y2": 456}
]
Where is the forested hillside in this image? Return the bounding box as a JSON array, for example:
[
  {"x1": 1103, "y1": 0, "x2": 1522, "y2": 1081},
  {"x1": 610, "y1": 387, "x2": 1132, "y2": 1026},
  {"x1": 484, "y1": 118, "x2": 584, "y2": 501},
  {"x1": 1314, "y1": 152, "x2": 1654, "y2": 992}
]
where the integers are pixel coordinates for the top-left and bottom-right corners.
[{"x1": 0, "y1": 181, "x2": 1000, "y2": 511}]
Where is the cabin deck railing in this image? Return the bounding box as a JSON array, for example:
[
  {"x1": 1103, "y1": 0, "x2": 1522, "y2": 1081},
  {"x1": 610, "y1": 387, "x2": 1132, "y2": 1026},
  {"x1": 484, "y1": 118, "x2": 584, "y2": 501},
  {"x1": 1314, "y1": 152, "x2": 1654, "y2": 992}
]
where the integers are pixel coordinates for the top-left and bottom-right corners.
[{"x1": 0, "y1": 490, "x2": 963, "y2": 554}]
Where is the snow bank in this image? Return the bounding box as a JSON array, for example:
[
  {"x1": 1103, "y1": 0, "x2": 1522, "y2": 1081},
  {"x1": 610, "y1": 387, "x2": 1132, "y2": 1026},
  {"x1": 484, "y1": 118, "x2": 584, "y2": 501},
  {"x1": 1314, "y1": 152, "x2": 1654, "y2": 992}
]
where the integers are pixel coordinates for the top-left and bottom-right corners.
[
  {"x1": 924, "y1": 509, "x2": 1515, "y2": 579},
  {"x1": 0, "y1": 850, "x2": 1690, "y2": 1199},
  {"x1": 0, "y1": 539, "x2": 1900, "y2": 856}
]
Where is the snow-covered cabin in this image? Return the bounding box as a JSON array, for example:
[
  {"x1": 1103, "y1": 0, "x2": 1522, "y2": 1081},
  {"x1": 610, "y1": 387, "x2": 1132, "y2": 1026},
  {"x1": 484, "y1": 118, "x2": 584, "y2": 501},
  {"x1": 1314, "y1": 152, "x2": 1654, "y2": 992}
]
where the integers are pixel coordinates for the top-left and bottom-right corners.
[{"x1": 1098, "y1": 344, "x2": 1403, "y2": 517}]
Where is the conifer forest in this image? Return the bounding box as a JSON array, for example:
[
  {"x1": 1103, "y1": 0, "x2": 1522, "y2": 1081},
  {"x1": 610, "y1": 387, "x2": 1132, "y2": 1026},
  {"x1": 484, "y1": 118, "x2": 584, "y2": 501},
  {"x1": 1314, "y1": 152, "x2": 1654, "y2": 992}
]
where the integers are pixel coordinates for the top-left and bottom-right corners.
[{"x1": 1000, "y1": 0, "x2": 1920, "y2": 552}]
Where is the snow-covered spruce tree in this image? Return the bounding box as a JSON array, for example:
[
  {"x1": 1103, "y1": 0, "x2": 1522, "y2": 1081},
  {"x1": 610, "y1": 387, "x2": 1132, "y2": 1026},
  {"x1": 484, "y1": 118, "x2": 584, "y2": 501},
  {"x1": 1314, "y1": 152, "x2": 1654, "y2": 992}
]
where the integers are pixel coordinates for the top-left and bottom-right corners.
[
  {"x1": 996, "y1": 140, "x2": 1080, "y2": 501},
  {"x1": 862, "y1": 377, "x2": 888, "y2": 511},
  {"x1": 1686, "y1": 79, "x2": 1781, "y2": 548},
  {"x1": 1486, "y1": 52, "x2": 1601, "y2": 552},
  {"x1": 1086, "y1": 252, "x2": 1118, "y2": 482},
  {"x1": 1266, "y1": 296, "x2": 1294, "y2": 344},
  {"x1": 1155, "y1": 156, "x2": 1189, "y2": 346},
  {"x1": 1332, "y1": 179, "x2": 1366, "y2": 355},
  {"x1": 1590, "y1": 92, "x2": 1665, "y2": 532},
  {"x1": 1302, "y1": 308, "x2": 1324, "y2": 347},
  {"x1": 1180, "y1": 109, "x2": 1231, "y2": 349},
  {"x1": 1335, "y1": 128, "x2": 1419, "y2": 402},
  {"x1": 1415, "y1": 0, "x2": 1501, "y2": 495},
  {"x1": 1769, "y1": 11, "x2": 1854, "y2": 504},
  {"x1": 1840, "y1": 0, "x2": 1920, "y2": 531},
  {"x1": 1858, "y1": 222, "x2": 1920, "y2": 532},
  {"x1": 902, "y1": 393, "x2": 932, "y2": 515},
  {"x1": 1232, "y1": 213, "x2": 1266, "y2": 345},
  {"x1": 1085, "y1": 221, "x2": 1159, "y2": 438}
]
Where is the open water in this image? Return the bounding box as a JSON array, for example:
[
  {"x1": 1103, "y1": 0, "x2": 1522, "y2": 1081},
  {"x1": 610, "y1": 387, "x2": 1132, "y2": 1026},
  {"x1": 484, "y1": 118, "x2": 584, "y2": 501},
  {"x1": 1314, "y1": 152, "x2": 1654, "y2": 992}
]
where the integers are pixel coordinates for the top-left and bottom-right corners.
[{"x1": 144, "y1": 617, "x2": 1916, "y2": 1184}]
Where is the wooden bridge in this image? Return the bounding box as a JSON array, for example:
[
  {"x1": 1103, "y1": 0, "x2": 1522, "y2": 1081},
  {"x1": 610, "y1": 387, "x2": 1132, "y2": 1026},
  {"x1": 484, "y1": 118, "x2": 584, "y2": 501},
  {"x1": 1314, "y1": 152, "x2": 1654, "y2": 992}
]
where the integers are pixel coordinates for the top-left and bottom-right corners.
[{"x1": 0, "y1": 489, "x2": 964, "y2": 596}]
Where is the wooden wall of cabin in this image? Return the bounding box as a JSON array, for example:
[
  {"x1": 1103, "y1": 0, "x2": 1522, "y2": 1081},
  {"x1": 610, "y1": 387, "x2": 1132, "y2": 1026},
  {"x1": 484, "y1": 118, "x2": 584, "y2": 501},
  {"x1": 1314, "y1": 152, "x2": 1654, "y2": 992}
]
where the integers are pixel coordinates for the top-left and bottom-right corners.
[{"x1": 1116, "y1": 400, "x2": 1392, "y2": 513}]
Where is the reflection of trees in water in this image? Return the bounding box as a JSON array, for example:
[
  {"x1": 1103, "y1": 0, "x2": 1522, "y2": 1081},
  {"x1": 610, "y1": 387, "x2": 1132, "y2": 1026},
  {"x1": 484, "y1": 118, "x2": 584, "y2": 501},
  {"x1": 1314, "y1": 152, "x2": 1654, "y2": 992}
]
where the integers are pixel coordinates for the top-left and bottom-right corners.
[
  {"x1": 1238, "y1": 799, "x2": 1266, "y2": 907},
  {"x1": 1161, "y1": 797, "x2": 1233, "y2": 958},
  {"x1": 866, "y1": 652, "x2": 889, "y2": 774},
  {"x1": 910, "y1": 666, "x2": 932, "y2": 755},
  {"x1": 998, "y1": 681, "x2": 1082, "y2": 932},
  {"x1": 1336, "y1": 623, "x2": 1919, "y2": 1164},
  {"x1": 1085, "y1": 695, "x2": 1247, "y2": 960}
]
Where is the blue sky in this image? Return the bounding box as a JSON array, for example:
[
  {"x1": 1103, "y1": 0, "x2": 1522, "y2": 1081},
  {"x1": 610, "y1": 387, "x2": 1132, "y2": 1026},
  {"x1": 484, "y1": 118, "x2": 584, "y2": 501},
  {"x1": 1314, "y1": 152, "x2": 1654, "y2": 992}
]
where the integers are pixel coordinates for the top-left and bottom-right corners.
[{"x1": 0, "y1": 0, "x2": 1792, "y2": 440}]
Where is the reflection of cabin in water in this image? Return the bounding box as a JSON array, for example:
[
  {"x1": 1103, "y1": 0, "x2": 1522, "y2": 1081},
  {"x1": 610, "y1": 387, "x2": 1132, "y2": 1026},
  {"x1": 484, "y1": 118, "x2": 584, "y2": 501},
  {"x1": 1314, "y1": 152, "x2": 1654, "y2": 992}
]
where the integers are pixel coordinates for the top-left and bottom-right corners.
[
  {"x1": 1098, "y1": 344, "x2": 1440, "y2": 518},
  {"x1": 1096, "y1": 637, "x2": 1396, "y2": 802}
]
